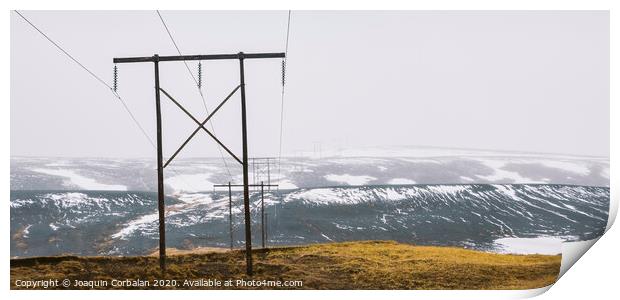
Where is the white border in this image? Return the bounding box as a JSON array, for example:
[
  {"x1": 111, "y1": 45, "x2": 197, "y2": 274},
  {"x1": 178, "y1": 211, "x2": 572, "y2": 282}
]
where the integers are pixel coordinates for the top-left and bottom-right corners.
[{"x1": 2, "y1": 1, "x2": 616, "y2": 299}]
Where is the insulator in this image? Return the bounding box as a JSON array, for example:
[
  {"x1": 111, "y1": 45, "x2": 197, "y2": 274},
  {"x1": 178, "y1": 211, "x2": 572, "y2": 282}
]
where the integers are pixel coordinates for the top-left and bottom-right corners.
[
  {"x1": 281, "y1": 59, "x2": 286, "y2": 87},
  {"x1": 198, "y1": 61, "x2": 202, "y2": 89},
  {"x1": 113, "y1": 65, "x2": 118, "y2": 92}
]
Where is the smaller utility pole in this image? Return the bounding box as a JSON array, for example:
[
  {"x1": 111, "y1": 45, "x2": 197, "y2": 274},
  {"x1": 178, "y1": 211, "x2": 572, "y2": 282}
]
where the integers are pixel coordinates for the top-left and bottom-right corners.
[
  {"x1": 261, "y1": 181, "x2": 266, "y2": 248},
  {"x1": 250, "y1": 157, "x2": 275, "y2": 190},
  {"x1": 214, "y1": 183, "x2": 279, "y2": 250},
  {"x1": 228, "y1": 181, "x2": 233, "y2": 250},
  {"x1": 265, "y1": 212, "x2": 269, "y2": 247}
]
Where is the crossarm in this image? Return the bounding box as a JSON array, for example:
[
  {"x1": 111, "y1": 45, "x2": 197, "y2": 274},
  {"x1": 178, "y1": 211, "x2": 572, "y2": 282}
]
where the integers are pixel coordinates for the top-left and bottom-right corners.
[{"x1": 114, "y1": 52, "x2": 285, "y2": 64}]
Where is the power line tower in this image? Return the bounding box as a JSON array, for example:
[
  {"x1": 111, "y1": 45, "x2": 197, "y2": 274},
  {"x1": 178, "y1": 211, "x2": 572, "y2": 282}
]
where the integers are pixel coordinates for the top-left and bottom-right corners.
[
  {"x1": 214, "y1": 182, "x2": 278, "y2": 251},
  {"x1": 251, "y1": 157, "x2": 276, "y2": 190},
  {"x1": 113, "y1": 51, "x2": 285, "y2": 276}
]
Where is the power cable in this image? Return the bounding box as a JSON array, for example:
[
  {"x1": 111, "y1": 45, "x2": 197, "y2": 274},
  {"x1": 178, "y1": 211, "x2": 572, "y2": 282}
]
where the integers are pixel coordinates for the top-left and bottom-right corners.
[
  {"x1": 14, "y1": 10, "x2": 200, "y2": 192},
  {"x1": 156, "y1": 10, "x2": 234, "y2": 181},
  {"x1": 15, "y1": 10, "x2": 156, "y2": 148},
  {"x1": 277, "y1": 10, "x2": 292, "y2": 185}
]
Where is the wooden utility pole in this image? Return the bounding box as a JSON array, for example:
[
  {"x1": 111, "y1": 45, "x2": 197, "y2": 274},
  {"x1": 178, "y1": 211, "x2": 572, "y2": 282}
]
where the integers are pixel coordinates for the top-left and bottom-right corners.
[
  {"x1": 153, "y1": 54, "x2": 166, "y2": 272},
  {"x1": 113, "y1": 52, "x2": 284, "y2": 275},
  {"x1": 238, "y1": 54, "x2": 253, "y2": 274}
]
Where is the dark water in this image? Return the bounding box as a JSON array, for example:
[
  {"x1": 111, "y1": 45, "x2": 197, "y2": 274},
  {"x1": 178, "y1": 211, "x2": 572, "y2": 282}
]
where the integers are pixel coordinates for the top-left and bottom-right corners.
[{"x1": 10, "y1": 184, "x2": 609, "y2": 257}]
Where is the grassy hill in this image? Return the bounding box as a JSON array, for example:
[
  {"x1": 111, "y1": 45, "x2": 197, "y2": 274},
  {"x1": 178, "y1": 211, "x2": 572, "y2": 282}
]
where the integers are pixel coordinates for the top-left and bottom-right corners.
[{"x1": 10, "y1": 240, "x2": 560, "y2": 290}]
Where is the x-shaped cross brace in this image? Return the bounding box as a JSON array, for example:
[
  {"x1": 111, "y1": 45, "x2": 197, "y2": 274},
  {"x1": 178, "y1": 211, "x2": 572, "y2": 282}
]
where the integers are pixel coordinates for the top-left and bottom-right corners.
[{"x1": 159, "y1": 85, "x2": 242, "y2": 168}]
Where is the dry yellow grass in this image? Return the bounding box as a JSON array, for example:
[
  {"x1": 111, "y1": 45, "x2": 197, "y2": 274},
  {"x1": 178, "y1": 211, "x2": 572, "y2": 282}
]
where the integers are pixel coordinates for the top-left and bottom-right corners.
[{"x1": 10, "y1": 241, "x2": 560, "y2": 290}]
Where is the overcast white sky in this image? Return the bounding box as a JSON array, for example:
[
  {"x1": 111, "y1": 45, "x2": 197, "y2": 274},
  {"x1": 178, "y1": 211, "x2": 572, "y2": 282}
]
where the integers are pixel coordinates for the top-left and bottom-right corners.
[{"x1": 10, "y1": 10, "x2": 609, "y2": 158}]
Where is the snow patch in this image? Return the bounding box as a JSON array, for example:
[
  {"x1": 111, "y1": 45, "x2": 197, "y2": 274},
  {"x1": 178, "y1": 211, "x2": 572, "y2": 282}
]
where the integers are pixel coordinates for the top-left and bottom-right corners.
[
  {"x1": 31, "y1": 168, "x2": 127, "y2": 191},
  {"x1": 388, "y1": 178, "x2": 416, "y2": 185},
  {"x1": 22, "y1": 225, "x2": 32, "y2": 238},
  {"x1": 460, "y1": 176, "x2": 475, "y2": 182},
  {"x1": 476, "y1": 160, "x2": 534, "y2": 183},
  {"x1": 112, "y1": 213, "x2": 159, "y2": 240},
  {"x1": 320, "y1": 233, "x2": 334, "y2": 241},
  {"x1": 400, "y1": 158, "x2": 442, "y2": 164},
  {"x1": 276, "y1": 179, "x2": 298, "y2": 190},
  {"x1": 324, "y1": 174, "x2": 376, "y2": 186},
  {"x1": 493, "y1": 236, "x2": 563, "y2": 255},
  {"x1": 286, "y1": 188, "x2": 343, "y2": 205},
  {"x1": 176, "y1": 193, "x2": 213, "y2": 205},
  {"x1": 166, "y1": 173, "x2": 214, "y2": 193},
  {"x1": 537, "y1": 160, "x2": 589, "y2": 176}
]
